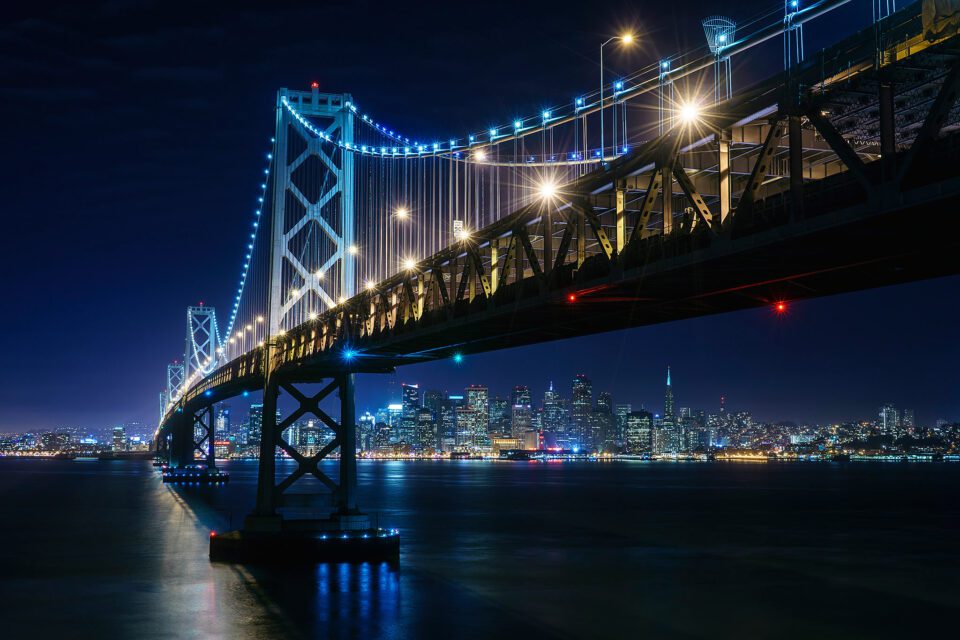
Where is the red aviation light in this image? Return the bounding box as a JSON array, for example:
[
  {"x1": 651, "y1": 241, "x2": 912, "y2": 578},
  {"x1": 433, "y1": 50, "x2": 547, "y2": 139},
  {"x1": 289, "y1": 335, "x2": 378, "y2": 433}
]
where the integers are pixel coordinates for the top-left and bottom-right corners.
[
  {"x1": 310, "y1": 81, "x2": 320, "y2": 89},
  {"x1": 567, "y1": 293, "x2": 577, "y2": 303},
  {"x1": 774, "y1": 301, "x2": 787, "y2": 314}
]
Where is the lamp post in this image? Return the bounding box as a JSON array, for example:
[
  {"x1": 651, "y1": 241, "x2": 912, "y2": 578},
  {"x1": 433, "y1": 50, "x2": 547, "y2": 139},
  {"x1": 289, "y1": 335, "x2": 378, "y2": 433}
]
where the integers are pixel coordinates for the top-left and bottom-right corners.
[{"x1": 599, "y1": 33, "x2": 634, "y2": 162}]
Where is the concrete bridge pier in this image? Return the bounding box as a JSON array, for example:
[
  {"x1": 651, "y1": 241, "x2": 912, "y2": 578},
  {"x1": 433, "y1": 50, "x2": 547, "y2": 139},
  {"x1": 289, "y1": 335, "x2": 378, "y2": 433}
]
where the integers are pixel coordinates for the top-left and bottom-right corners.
[{"x1": 212, "y1": 367, "x2": 398, "y2": 563}]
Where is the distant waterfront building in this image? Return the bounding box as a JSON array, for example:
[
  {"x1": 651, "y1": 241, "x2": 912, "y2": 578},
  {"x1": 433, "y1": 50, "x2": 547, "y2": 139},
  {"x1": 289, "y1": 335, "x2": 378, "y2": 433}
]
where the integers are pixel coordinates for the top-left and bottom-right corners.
[
  {"x1": 511, "y1": 385, "x2": 532, "y2": 439},
  {"x1": 615, "y1": 404, "x2": 632, "y2": 447},
  {"x1": 625, "y1": 410, "x2": 653, "y2": 453},
  {"x1": 455, "y1": 406, "x2": 475, "y2": 449},
  {"x1": 661, "y1": 367, "x2": 678, "y2": 452},
  {"x1": 879, "y1": 403, "x2": 899, "y2": 438},
  {"x1": 522, "y1": 429, "x2": 541, "y2": 450},
  {"x1": 542, "y1": 382, "x2": 565, "y2": 435},
  {"x1": 400, "y1": 384, "x2": 420, "y2": 444},
  {"x1": 215, "y1": 405, "x2": 231, "y2": 439},
  {"x1": 594, "y1": 391, "x2": 614, "y2": 451},
  {"x1": 41, "y1": 431, "x2": 71, "y2": 451},
  {"x1": 489, "y1": 396, "x2": 510, "y2": 435},
  {"x1": 511, "y1": 386, "x2": 532, "y2": 408},
  {"x1": 358, "y1": 411, "x2": 376, "y2": 451},
  {"x1": 571, "y1": 374, "x2": 593, "y2": 448},
  {"x1": 248, "y1": 404, "x2": 263, "y2": 447},
  {"x1": 112, "y1": 425, "x2": 127, "y2": 452},
  {"x1": 901, "y1": 409, "x2": 915, "y2": 434},
  {"x1": 466, "y1": 385, "x2": 489, "y2": 435},
  {"x1": 438, "y1": 394, "x2": 463, "y2": 451},
  {"x1": 652, "y1": 424, "x2": 671, "y2": 455},
  {"x1": 423, "y1": 390, "x2": 445, "y2": 426},
  {"x1": 416, "y1": 408, "x2": 436, "y2": 451}
]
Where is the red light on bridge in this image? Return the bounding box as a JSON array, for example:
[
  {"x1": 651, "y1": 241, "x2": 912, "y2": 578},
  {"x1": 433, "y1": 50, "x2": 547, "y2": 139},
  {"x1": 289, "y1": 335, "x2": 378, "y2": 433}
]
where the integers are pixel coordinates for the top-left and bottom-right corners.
[
  {"x1": 209, "y1": 530, "x2": 217, "y2": 538},
  {"x1": 567, "y1": 293, "x2": 577, "y2": 303},
  {"x1": 310, "y1": 81, "x2": 319, "y2": 89},
  {"x1": 774, "y1": 301, "x2": 787, "y2": 314}
]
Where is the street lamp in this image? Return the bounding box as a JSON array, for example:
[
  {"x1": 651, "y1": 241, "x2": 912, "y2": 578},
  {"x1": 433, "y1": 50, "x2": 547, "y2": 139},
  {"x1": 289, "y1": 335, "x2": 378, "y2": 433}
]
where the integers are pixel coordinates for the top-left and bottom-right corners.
[{"x1": 600, "y1": 32, "x2": 635, "y2": 162}]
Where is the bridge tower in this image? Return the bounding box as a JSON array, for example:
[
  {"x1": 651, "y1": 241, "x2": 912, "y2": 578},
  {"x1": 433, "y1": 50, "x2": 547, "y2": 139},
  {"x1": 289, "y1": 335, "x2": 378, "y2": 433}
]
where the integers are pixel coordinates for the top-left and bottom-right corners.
[
  {"x1": 267, "y1": 86, "x2": 356, "y2": 337},
  {"x1": 229, "y1": 86, "x2": 381, "y2": 554},
  {"x1": 184, "y1": 306, "x2": 220, "y2": 383},
  {"x1": 166, "y1": 362, "x2": 184, "y2": 399}
]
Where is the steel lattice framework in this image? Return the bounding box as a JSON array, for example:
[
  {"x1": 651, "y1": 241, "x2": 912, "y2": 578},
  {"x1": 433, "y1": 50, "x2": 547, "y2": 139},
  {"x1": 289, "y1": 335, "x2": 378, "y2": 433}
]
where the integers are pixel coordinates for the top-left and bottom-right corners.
[
  {"x1": 269, "y1": 89, "x2": 356, "y2": 335},
  {"x1": 185, "y1": 306, "x2": 220, "y2": 382}
]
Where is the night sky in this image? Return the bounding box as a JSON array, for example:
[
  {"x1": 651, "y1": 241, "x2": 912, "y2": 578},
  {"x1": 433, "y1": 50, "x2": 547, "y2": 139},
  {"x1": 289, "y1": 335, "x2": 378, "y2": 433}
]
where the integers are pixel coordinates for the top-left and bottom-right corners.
[{"x1": 1, "y1": 0, "x2": 956, "y2": 432}]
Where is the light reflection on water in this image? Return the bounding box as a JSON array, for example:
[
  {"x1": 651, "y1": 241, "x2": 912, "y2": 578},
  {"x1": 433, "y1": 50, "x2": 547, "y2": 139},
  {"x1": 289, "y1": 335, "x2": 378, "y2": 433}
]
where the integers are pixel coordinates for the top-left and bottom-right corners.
[{"x1": 1, "y1": 458, "x2": 959, "y2": 639}]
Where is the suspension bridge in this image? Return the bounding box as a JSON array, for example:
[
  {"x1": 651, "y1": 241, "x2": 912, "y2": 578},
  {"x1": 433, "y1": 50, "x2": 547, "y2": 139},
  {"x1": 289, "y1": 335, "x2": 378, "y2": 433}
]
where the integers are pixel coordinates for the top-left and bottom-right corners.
[{"x1": 153, "y1": 0, "x2": 960, "y2": 561}]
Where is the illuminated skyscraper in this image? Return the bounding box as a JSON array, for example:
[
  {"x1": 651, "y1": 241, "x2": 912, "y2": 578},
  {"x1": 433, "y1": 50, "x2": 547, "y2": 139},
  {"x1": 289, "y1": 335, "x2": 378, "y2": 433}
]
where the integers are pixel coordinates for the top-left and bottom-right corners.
[
  {"x1": 215, "y1": 405, "x2": 231, "y2": 439},
  {"x1": 664, "y1": 367, "x2": 675, "y2": 419},
  {"x1": 542, "y1": 382, "x2": 565, "y2": 435},
  {"x1": 416, "y1": 408, "x2": 436, "y2": 451},
  {"x1": 879, "y1": 403, "x2": 899, "y2": 438},
  {"x1": 594, "y1": 391, "x2": 614, "y2": 451},
  {"x1": 511, "y1": 385, "x2": 532, "y2": 438},
  {"x1": 112, "y1": 425, "x2": 126, "y2": 452},
  {"x1": 466, "y1": 385, "x2": 489, "y2": 435},
  {"x1": 400, "y1": 383, "x2": 420, "y2": 444},
  {"x1": 625, "y1": 410, "x2": 653, "y2": 453},
  {"x1": 248, "y1": 403, "x2": 263, "y2": 447},
  {"x1": 661, "y1": 367, "x2": 678, "y2": 452},
  {"x1": 571, "y1": 374, "x2": 593, "y2": 448},
  {"x1": 615, "y1": 404, "x2": 632, "y2": 446}
]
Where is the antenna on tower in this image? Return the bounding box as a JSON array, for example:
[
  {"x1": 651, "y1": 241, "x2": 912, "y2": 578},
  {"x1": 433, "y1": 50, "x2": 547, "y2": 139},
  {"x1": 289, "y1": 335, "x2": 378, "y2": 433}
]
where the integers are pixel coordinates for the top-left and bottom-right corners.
[{"x1": 702, "y1": 16, "x2": 736, "y2": 103}]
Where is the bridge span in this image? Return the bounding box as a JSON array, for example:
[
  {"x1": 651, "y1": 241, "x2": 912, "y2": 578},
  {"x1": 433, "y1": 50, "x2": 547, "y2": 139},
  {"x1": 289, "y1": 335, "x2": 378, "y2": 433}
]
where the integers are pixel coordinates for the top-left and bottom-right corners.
[{"x1": 154, "y1": 1, "x2": 960, "y2": 561}]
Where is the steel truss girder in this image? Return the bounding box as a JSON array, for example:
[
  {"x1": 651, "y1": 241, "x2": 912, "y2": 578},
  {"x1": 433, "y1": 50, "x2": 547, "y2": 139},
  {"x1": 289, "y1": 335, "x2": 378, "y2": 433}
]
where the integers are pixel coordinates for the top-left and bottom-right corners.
[
  {"x1": 804, "y1": 107, "x2": 874, "y2": 194},
  {"x1": 898, "y1": 63, "x2": 960, "y2": 183},
  {"x1": 736, "y1": 118, "x2": 786, "y2": 215}
]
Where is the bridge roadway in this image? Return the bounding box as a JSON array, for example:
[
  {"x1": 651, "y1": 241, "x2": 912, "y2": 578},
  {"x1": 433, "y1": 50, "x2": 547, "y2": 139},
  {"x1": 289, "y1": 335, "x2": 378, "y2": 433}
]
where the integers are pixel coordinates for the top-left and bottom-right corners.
[{"x1": 161, "y1": 12, "x2": 960, "y2": 432}]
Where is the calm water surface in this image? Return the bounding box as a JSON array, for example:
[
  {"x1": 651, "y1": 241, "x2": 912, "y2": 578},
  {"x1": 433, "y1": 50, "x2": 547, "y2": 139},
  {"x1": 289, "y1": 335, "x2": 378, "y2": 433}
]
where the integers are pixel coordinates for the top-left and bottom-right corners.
[{"x1": 1, "y1": 459, "x2": 958, "y2": 639}]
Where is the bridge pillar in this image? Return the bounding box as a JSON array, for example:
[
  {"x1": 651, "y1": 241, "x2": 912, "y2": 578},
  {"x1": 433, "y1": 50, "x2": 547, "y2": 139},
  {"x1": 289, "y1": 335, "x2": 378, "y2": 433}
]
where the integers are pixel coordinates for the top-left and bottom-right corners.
[
  {"x1": 219, "y1": 369, "x2": 396, "y2": 563},
  {"x1": 336, "y1": 373, "x2": 359, "y2": 515},
  {"x1": 249, "y1": 374, "x2": 280, "y2": 527},
  {"x1": 172, "y1": 412, "x2": 193, "y2": 468},
  {"x1": 202, "y1": 406, "x2": 216, "y2": 470}
]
